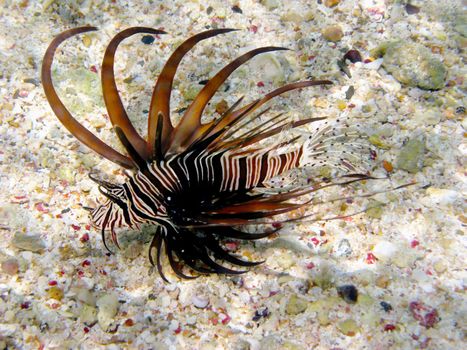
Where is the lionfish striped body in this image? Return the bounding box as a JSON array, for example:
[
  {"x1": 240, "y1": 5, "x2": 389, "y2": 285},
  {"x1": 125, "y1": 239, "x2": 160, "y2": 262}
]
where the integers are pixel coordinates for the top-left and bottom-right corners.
[{"x1": 42, "y1": 27, "x2": 371, "y2": 280}]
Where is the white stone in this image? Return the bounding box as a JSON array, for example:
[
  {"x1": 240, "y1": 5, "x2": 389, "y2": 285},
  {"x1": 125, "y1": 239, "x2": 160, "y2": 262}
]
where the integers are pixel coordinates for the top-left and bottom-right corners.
[
  {"x1": 372, "y1": 241, "x2": 398, "y2": 262},
  {"x1": 96, "y1": 292, "x2": 119, "y2": 331},
  {"x1": 192, "y1": 295, "x2": 209, "y2": 309},
  {"x1": 425, "y1": 188, "x2": 459, "y2": 205}
]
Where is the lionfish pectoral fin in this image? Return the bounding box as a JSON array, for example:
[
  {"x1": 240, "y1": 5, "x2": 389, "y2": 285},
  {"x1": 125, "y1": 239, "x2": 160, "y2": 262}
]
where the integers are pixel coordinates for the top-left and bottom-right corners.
[
  {"x1": 148, "y1": 227, "x2": 170, "y2": 283},
  {"x1": 205, "y1": 239, "x2": 263, "y2": 267},
  {"x1": 166, "y1": 246, "x2": 198, "y2": 280},
  {"x1": 100, "y1": 204, "x2": 115, "y2": 254},
  {"x1": 196, "y1": 248, "x2": 247, "y2": 275},
  {"x1": 102, "y1": 27, "x2": 166, "y2": 161},
  {"x1": 218, "y1": 227, "x2": 278, "y2": 240},
  {"x1": 110, "y1": 228, "x2": 121, "y2": 250},
  {"x1": 101, "y1": 227, "x2": 114, "y2": 254},
  {"x1": 207, "y1": 201, "x2": 303, "y2": 216},
  {"x1": 147, "y1": 28, "x2": 238, "y2": 156},
  {"x1": 41, "y1": 26, "x2": 135, "y2": 169}
]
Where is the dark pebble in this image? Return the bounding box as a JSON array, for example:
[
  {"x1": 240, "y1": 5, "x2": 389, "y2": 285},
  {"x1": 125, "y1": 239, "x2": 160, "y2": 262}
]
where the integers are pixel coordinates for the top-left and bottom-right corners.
[
  {"x1": 343, "y1": 49, "x2": 362, "y2": 63},
  {"x1": 175, "y1": 107, "x2": 187, "y2": 114},
  {"x1": 23, "y1": 78, "x2": 40, "y2": 86},
  {"x1": 40, "y1": 322, "x2": 49, "y2": 333},
  {"x1": 345, "y1": 86, "x2": 355, "y2": 100},
  {"x1": 380, "y1": 301, "x2": 393, "y2": 312},
  {"x1": 198, "y1": 79, "x2": 209, "y2": 85},
  {"x1": 141, "y1": 35, "x2": 155, "y2": 45},
  {"x1": 336, "y1": 285, "x2": 358, "y2": 304},
  {"x1": 455, "y1": 106, "x2": 465, "y2": 114},
  {"x1": 232, "y1": 5, "x2": 243, "y2": 14},
  {"x1": 252, "y1": 307, "x2": 270, "y2": 321},
  {"x1": 405, "y1": 4, "x2": 420, "y2": 15},
  {"x1": 206, "y1": 6, "x2": 213, "y2": 14}
]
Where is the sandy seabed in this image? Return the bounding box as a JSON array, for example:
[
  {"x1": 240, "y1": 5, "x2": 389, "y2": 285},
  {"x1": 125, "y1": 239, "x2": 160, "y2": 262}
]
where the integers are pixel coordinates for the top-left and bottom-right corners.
[{"x1": 0, "y1": 0, "x2": 465, "y2": 349}]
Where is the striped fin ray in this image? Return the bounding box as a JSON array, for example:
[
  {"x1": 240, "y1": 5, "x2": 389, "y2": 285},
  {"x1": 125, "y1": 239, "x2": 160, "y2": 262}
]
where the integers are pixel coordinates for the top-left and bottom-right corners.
[
  {"x1": 102, "y1": 27, "x2": 166, "y2": 161},
  {"x1": 166, "y1": 46, "x2": 289, "y2": 156},
  {"x1": 41, "y1": 26, "x2": 135, "y2": 169},
  {"x1": 147, "y1": 29, "x2": 237, "y2": 157},
  {"x1": 200, "y1": 80, "x2": 332, "y2": 148}
]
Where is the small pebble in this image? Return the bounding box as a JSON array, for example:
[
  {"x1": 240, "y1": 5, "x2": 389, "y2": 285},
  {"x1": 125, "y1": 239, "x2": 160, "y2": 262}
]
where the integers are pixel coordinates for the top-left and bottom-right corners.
[
  {"x1": 335, "y1": 239, "x2": 352, "y2": 257},
  {"x1": 343, "y1": 49, "x2": 362, "y2": 63},
  {"x1": 192, "y1": 295, "x2": 209, "y2": 309},
  {"x1": 82, "y1": 35, "x2": 92, "y2": 47},
  {"x1": 397, "y1": 136, "x2": 426, "y2": 173},
  {"x1": 375, "y1": 275, "x2": 390, "y2": 288},
  {"x1": 12, "y1": 232, "x2": 45, "y2": 253},
  {"x1": 382, "y1": 41, "x2": 447, "y2": 90},
  {"x1": 1, "y1": 258, "x2": 19, "y2": 275},
  {"x1": 366, "y1": 205, "x2": 383, "y2": 219},
  {"x1": 231, "y1": 5, "x2": 242, "y2": 14},
  {"x1": 322, "y1": 25, "x2": 343, "y2": 42},
  {"x1": 433, "y1": 260, "x2": 447, "y2": 274},
  {"x1": 337, "y1": 318, "x2": 359, "y2": 336},
  {"x1": 380, "y1": 301, "x2": 393, "y2": 312},
  {"x1": 281, "y1": 11, "x2": 304, "y2": 24},
  {"x1": 80, "y1": 304, "x2": 98, "y2": 326},
  {"x1": 124, "y1": 318, "x2": 135, "y2": 327},
  {"x1": 47, "y1": 286, "x2": 64, "y2": 301},
  {"x1": 383, "y1": 160, "x2": 393, "y2": 173},
  {"x1": 336, "y1": 285, "x2": 358, "y2": 304},
  {"x1": 373, "y1": 241, "x2": 398, "y2": 262},
  {"x1": 74, "y1": 287, "x2": 97, "y2": 306},
  {"x1": 215, "y1": 99, "x2": 229, "y2": 115},
  {"x1": 345, "y1": 86, "x2": 355, "y2": 100},
  {"x1": 96, "y1": 293, "x2": 120, "y2": 331},
  {"x1": 286, "y1": 294, "x2": 308, "y2": 315},
  {"x1": 261, "y1": 0, "x2": 279, "y2": 10},
  {"x1": 337, "y1": 99, "x2": 347, "y2": 110},
  {"x1": 181, "y1": 84, "x2": 200, "y2": 100},
  {"x1": 324, "y1": 0, "x2": 341, "y2": 7},
  {"x1": 252, "y1": 307, "x2": 270, "y2": 321},
  {"x1": 409, "y1": 301, "x2": 439, "y2": 328},
  {"x1": 405, "y1": 4, "x2": 420, "y2": 15},
  {"x1": 141, "y1": 35, "x2": 155, "y2": 45}
]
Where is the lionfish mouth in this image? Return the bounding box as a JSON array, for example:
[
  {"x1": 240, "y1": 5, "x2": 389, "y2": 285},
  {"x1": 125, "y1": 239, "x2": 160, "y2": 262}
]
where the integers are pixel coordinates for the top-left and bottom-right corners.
[{"x1": 41, "y1": 26, "x2": 402, "y2": 281}]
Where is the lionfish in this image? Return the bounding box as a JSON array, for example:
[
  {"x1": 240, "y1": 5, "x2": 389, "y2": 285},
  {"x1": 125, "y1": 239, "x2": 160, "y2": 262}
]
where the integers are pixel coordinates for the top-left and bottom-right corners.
[{"x1": 42, "y1": 26, "x2": 376, "y2": 281}]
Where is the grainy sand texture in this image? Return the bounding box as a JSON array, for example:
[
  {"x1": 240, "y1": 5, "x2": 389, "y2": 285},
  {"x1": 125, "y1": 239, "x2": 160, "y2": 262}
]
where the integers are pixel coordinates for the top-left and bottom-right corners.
[{"x1": 0, "y1": 0, "x2": 466, "y2": 349}]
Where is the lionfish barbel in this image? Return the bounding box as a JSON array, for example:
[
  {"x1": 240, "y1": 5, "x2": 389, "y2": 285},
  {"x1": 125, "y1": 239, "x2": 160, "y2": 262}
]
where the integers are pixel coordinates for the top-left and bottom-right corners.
[{"x1": 42, "y1": 26, "x2": 377, "y2": 281}]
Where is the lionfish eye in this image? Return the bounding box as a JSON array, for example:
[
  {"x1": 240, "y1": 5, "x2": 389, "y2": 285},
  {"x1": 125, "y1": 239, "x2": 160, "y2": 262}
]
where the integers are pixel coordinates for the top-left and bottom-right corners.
[{"x1": 42, "y1": 26, "x2": 411, "y2": 282}]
